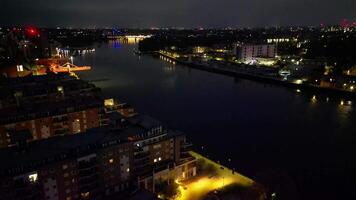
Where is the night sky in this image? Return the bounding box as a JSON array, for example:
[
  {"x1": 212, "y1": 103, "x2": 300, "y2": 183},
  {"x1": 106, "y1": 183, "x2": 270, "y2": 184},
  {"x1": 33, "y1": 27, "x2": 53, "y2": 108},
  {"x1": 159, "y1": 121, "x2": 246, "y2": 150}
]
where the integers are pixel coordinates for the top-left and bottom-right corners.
[{"x1": 0, "y1": 0, "x2": 355, "y2": 28}]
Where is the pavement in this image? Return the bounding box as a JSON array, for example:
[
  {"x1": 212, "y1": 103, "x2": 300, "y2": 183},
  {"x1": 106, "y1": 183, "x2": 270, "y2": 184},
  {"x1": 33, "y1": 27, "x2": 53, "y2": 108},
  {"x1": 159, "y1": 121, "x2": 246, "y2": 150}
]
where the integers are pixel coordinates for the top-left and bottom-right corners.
[{"x1": 174, "y1": 151, "x2": 255, "y2": 200}]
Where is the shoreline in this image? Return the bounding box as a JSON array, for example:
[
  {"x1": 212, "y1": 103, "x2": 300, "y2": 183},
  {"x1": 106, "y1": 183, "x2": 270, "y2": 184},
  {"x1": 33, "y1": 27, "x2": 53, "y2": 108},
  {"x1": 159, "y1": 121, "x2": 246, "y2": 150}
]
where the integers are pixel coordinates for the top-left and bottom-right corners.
[{"x1": 157, "y1": 52, "x2": 356, "y2": 98}]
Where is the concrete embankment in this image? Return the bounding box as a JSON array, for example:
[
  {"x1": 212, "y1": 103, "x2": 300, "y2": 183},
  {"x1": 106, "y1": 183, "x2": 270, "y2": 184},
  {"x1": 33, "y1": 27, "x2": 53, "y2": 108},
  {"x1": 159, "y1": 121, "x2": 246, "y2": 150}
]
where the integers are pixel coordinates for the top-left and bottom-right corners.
[{"x1": 157, "y1": 52, "x2": 356, "y2": 98}]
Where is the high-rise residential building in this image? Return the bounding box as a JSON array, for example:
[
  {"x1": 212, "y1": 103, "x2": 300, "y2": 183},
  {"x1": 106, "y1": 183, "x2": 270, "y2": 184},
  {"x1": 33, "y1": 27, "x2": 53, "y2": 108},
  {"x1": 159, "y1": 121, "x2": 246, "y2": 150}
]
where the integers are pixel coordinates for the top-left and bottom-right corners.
[
  {"x1": 0, "y1": 114, "x2": 196, "y2": 200},
  {"x1": 236, "y1": 44, "x2": 276, "y2": 63},
  {"x1": 0, "y1": 127, "x2": 133, "y2": 200},
  {"x1": 0, "y1": 74, "x2": 105, "y2": 148},
  {"x1": 126, "y1": 115, "x2": 196, "y2": 193}
]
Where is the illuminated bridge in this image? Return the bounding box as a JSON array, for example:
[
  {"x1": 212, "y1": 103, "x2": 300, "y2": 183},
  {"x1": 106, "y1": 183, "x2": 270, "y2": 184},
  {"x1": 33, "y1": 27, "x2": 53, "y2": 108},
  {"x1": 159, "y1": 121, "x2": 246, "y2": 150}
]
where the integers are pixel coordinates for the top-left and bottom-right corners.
[{"x1": 107, "y1": 35, "x2": 152, "y2": 43}]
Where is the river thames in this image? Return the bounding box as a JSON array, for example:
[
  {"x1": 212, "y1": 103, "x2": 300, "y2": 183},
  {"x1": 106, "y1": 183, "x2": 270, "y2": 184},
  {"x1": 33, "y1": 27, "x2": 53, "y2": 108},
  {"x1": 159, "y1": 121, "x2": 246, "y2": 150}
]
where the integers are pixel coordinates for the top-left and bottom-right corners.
[{"x1": 76, "y1": 41, "x2": 356, "y2": 200}]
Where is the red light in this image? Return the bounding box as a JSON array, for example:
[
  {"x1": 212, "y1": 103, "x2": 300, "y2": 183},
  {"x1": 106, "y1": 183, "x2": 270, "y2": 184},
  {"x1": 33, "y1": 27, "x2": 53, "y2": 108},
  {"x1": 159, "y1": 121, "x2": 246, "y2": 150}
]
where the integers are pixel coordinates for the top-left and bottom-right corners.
[
  {"x1": 340, "y1": 19, "x2": 350, "y2": 28},
  {"x1": 25, "y1": 27, "x2": 40, "y2": 37}
]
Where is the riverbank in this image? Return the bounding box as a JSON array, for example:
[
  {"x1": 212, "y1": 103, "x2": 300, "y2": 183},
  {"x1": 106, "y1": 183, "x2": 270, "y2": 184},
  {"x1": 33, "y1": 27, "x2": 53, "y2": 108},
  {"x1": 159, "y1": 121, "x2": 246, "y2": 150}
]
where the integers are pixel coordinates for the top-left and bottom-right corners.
[
  {"x1": 157, "y1": 51, "x2": 356, "y2": 98},
  {"x1": 77, "y1": 43, "x2": 356, "y2": 200}
]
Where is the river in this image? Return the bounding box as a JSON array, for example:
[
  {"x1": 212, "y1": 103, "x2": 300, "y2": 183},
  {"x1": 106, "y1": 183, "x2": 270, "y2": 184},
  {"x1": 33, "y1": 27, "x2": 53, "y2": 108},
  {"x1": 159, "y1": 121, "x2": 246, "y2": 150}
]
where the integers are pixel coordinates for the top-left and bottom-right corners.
[{"x1": 76, "y1": 41, "x2": 356, "y2": 200}]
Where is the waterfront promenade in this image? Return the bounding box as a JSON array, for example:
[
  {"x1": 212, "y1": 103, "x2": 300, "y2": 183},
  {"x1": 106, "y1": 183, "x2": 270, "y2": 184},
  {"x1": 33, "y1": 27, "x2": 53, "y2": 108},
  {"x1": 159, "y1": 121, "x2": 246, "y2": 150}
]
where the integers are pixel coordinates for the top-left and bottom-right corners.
[
  {"x1": 174, "y1": 151, "x2": 264, "y2": 200},
  {"x1": 158, "y1": 51, "x2": 356, "y2": 98}
]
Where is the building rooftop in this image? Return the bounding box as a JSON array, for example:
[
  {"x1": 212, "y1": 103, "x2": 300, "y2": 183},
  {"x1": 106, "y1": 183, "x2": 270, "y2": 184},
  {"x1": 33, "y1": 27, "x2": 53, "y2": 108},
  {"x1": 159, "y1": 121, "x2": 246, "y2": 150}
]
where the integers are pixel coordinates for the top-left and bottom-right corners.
[
  {"x1": 0, "y1": 73, "x2": 73, "y2": 86},
  {"x1": 0, "y1": 124, "x2": 141, "y2": 176},
  {"x1": 0, "y1": 114, "x2": 186, "y2": 176},
  {"x1": 0, "y1": 96, "x2": 103, "y2": 124},
  {"x1": 127, "y1": 114, "x2": 163, "y2": 130},
  {"x1": 0, "y1": 74, "x2": 98, "y2": 103}
]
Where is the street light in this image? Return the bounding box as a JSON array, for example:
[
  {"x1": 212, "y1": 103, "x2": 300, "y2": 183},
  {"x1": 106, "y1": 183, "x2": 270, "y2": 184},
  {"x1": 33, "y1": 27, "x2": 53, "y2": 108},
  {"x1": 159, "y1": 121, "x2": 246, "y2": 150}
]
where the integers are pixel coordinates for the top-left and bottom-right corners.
[{"x1": 70, "y1": 56, "x2": 74, "y2": 64}]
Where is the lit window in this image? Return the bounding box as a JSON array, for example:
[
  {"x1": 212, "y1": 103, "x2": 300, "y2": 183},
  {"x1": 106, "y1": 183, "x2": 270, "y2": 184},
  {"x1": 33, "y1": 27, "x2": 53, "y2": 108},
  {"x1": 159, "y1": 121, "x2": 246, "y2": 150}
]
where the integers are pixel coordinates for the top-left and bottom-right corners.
[
  {"x1": 16, "y1": 65, "x2": 24, "y2": 72},
  {"x1": 104, "y1": 99, "x2": 114, "y2": 106},
  {"x1": 57, "y1": 86, "x2": 64, "y2": 92},
  {"x1": 28, "y1": 173, "x2": 38, "y2": 183},
  {"x1": 81, "y1": 192, "x2": 90, "y2": 198}
]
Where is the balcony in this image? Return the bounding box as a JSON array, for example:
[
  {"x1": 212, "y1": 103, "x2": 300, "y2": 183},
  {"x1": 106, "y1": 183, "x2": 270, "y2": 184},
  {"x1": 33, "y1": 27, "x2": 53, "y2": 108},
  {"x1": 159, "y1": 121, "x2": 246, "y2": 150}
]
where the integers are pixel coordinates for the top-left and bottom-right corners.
[
  {"x1": 134, "y1": 157, "x2": 150, "y2": 167},
  {"x1": 180, "y1": 142, "x2": 193, "y2": 154},
  {"x1": 134, "y1": 151, "x2": 149, "y2": 159},
  {"x1": 135, "y1": 165, "x2": 152, "y2": 176},
  {"x1": 78, "y1": 174, "x2": 99, "y2": 185},
  {"x1": 183, "y1": 142, "x2": 193, "y2": 148},
  {"x1": 52, "y1": 116, "x2": 69, "y2": 123},
  {"x1": 176, "y1": 156, "x2": 196, "y2": 166},
  {"x1": 78, "y1": 160, "x2": 97, "y2": 169},
  {"x1": 79, "y1": 181, "x2": 99, "y2": 194},
  {"x1": 78, "y1": 167, "x2": 98, "y2": 177},
  {"x1": 54, "y1": 129, "x2": 70, "y2": 135},
  {"x1": 134, "y1": 162, "x2": 150, "y2": 171},
  {"x1": 53, "y1": 124, "x2": 68, "y2": 130}
]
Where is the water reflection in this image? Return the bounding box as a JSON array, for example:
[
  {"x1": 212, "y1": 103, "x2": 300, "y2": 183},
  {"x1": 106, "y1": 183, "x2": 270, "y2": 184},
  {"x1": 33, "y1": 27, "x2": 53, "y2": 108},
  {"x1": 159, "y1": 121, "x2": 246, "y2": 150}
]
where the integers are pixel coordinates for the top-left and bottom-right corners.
[
  {"x1": 337, "y1": 100, "x2": 353, "y2": 118},
  {"x1": 311, "y1": 95, "x2": 317, "y2": 103},
  {"x1": 55, "y1": 47, "x2": 95, "y2": 57},
  {"x1": 160, "y1": 55, "x2": 177, "y2": 65},
  {"x1": 76, "y1": 41, "x2": 356, "y2": 199},
  {"x1": 109, "y1": 40, "x2": 122, "y2": 49},
  {"x1": 160, "y1": 55, "x2": 176, "y2": 73},
  {"x1": 303, "y1": 92, "x2": 354, "y2": 126}
]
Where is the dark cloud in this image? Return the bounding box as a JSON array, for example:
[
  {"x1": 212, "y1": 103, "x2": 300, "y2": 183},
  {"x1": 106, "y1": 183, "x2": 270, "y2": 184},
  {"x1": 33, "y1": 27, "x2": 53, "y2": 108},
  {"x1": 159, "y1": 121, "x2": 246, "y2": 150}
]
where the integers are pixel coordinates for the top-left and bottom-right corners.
[{"x1": 0, "y1": 0, "x2": 355, "y2": 27}]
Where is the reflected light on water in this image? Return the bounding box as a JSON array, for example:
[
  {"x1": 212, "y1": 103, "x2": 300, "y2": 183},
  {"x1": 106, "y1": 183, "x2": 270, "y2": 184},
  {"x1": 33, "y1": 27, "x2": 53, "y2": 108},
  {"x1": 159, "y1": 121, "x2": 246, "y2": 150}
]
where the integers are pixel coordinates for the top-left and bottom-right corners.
[
  {"x1": 337, "y1": 99, "x2": 353, "y2": 123},
  {"x1": 311, "y1": 95, "x2": 317, "y2": 103}
]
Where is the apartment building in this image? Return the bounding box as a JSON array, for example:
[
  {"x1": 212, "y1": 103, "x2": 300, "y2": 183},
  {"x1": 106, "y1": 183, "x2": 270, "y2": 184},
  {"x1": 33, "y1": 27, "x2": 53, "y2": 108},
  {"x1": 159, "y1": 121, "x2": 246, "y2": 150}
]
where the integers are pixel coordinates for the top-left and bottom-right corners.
[
  {"x1": 0, "y1": 96, "x2": 103, "y2": 148},
  {"x1": 0, "y1": 115, "x2": 196, "y2": 200},
  {"x1": 0, "y1": 73, "x2": 99, "y2": 109},
  {"x1": 0, "y1": 126, "x2": 133, "y2": 200},
  {"x1": 0, "y1": 74, "x2": 106, "y2": 148},
  {"x1": 126, "y1": 115, "x2": 196, "y2": 192},
  {"x1": 236, "y1": 44, "x2": 276, "y2": 63}
]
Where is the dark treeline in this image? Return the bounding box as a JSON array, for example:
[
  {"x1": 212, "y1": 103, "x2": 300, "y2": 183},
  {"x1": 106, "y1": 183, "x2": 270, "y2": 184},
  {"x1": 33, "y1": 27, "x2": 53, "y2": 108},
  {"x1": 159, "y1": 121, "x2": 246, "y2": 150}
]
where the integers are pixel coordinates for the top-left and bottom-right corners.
[
  {"x1": 305, "y1": 34, "x2": 356, "y2": 73},
  {"x1": 139, "y1": 28, "x2": 356, "y2": 73},
  {"x1": 138, "y1": 34, "x2": 236, "y2": 52}
]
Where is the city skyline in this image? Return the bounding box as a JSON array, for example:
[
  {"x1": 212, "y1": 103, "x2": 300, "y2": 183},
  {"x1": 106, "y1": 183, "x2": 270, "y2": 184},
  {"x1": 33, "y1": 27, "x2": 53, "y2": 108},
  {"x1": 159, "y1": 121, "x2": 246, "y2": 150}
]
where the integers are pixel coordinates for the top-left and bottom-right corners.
[
  {"x1": 0, "y1": 1, "x2": 356, "y2": 198},
  {"x1": 1, "y1": 0, "x2": 355, "y2": 28}
]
